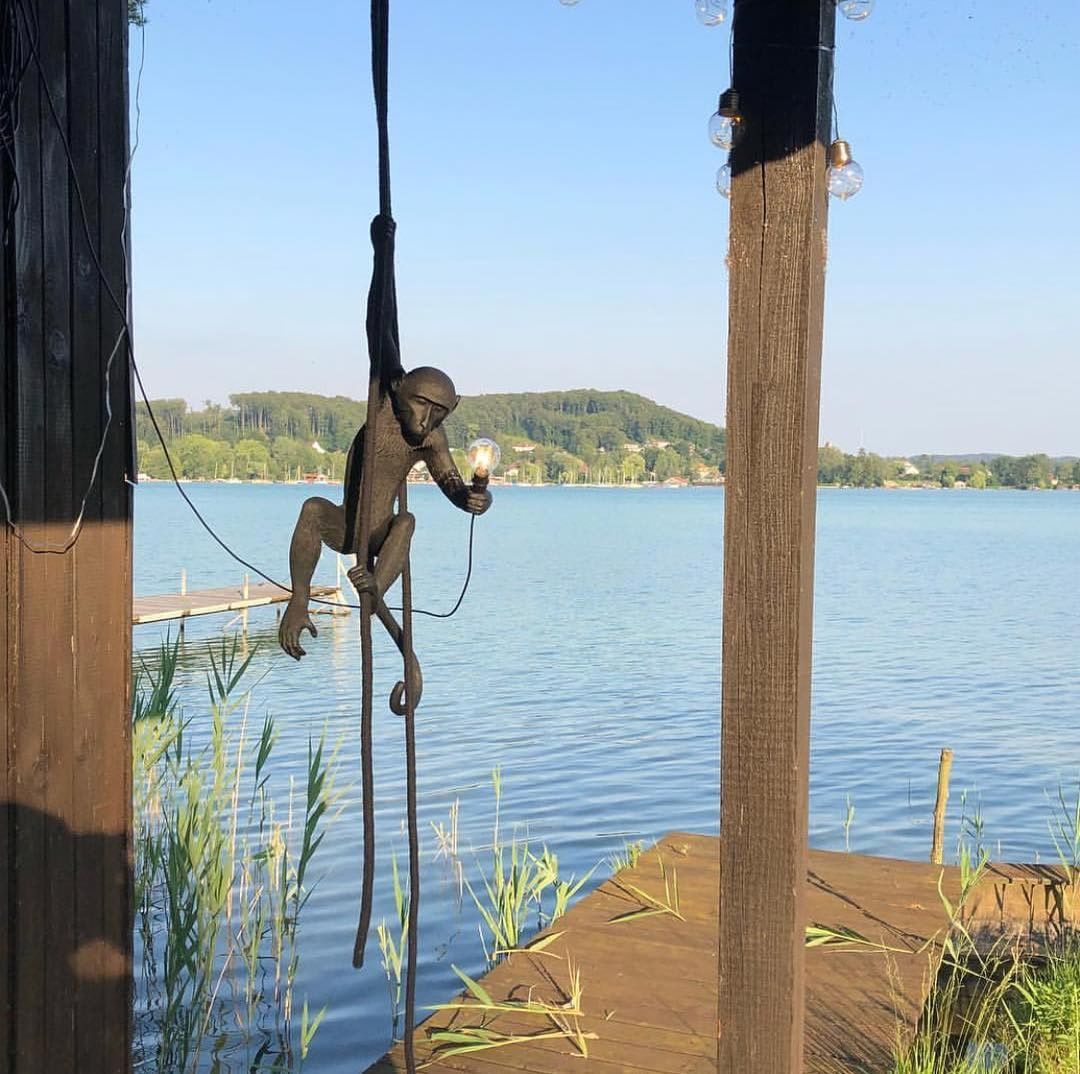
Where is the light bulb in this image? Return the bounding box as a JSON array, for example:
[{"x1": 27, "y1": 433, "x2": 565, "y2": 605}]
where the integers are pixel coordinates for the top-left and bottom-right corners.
[
  {"x1": 838, "y1": 0, "x2": 874, "y2": 19},
  {"x1": 709, "y1": 89, "x2": 743, "y2": 150},
  {"x1": 695, "y1": 0, "x2": 727, "y2": 27},
  {"x1": 716, "y1": 163, "x2": 732, "y2": 199},
  {"x1": 826, "y1": 140, "x2": 863, "y2": 201},
  {"x1": 467, "y1": 438, "x2": 501, "y2": 483}
]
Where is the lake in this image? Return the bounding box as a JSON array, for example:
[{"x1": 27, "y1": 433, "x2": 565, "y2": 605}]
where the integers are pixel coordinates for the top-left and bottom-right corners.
[{"x1": 133, "y1": 483, "x2": 1080, "y2": 1071}]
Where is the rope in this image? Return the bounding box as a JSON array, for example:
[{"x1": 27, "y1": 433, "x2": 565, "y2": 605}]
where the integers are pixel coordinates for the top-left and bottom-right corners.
[
  {"x1": 362, "y1": 5, "x2": 420, "y2": 1065},
  {"x1": 351, "y1": 9, "x2": 421, "y2": 1073}
]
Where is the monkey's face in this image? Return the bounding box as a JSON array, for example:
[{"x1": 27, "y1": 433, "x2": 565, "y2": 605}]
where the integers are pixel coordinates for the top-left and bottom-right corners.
[{"x1": 395, "y1": 389, "x2": 450, "y2": 446}]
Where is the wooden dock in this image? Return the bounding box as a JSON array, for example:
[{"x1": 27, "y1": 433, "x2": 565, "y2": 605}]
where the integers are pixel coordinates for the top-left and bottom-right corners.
[
  {"x1": 132, "y1": 580, "x2": 341, "y2": 626},
  {"x1": 366, "y1": 832, "x2": 1073, "y2": 1074}
]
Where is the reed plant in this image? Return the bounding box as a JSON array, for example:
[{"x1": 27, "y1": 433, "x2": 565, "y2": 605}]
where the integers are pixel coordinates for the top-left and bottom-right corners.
[
  {"x1": 465, "y1": 769, "x2": 596, "y2": 965},
  {"x1": 132, "y1": 635, "x2": 339, "y2": 1072},
  {"x1": 376, "y1": 852, "x2": 410, "y2": 1040},
  {"x1": 608, "y1": 839, "x2": 645, "y2": 873},
  {"x1": 425, "y1": 956, "x2": 596, "y2": 1063}
]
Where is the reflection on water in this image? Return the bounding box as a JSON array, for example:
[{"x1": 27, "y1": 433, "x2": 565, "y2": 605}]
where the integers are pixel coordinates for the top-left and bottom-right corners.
[{"x1": 134, "y1": 483, "x2": 1080, "y2": 1071}]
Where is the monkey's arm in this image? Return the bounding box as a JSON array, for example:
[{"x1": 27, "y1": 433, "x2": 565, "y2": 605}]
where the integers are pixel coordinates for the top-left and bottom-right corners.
[
  {"x1": 279, "y1": 497, "x2": 345, "y2": 660},
  {"x1": 424, "y1": 430, "x2": 491, "y2": 515}
]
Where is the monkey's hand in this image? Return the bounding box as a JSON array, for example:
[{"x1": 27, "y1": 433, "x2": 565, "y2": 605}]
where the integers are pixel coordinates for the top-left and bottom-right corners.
[
  {"x1": 279, "y1": 599, "x2": 318, "y2": 660},
  {"x1": 461, "y1": 488, "x2": 492, "y2": 516},
  {"x1": 347, "y1": 565, "x2": 380, "y2": 597}
]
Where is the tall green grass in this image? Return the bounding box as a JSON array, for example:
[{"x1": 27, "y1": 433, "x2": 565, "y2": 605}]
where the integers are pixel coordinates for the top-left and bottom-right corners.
[
  {"x1": 464, "y1": 769, "x2": 596, "y2": 966},
  {"x1": 887, "y1": 784, "x2": 1080, "y2": 1074},
  {"x1": 133, "y1": 635, "x2": 338, "y2": 1072}
]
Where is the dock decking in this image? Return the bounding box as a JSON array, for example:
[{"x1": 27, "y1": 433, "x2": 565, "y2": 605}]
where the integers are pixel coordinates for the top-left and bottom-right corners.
[
  {"x1": 366, "y1": 832, "x2": 1072, "y2": 1074},
  {"x1": 132, "y1": 581, "x2": 341, "y2": 625}
]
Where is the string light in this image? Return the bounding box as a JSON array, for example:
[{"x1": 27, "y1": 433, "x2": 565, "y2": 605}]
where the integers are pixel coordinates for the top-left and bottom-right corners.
[
  {"x1": 695, "y1": 0, "x2": 727, "y2": 27},
  {"x1": 838, "y1": 0, "x2": 874, "y2": 20},
  {"x1": 715, "y1": 164, "x2": 732, "y2": 199},
  {"x1": 708, "y1": 89, "x2": 742, "y2": 151},
  {"x1": 826, "y1": 139, "x2": 864, "y2": 200}
]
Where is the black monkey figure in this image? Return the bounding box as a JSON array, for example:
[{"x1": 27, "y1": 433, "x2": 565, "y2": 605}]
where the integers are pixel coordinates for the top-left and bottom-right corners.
[{"x1": 277, "y1": 368, "x2": 491, "y2": 670}]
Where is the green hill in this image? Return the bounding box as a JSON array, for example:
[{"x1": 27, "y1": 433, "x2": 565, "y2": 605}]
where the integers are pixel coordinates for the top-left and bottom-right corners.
[{"x1": 135, "y1": 389, "x2": 727, "y2": 485}]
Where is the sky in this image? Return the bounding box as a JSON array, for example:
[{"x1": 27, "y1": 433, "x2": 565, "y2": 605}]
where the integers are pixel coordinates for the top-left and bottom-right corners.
[{"x1": 129, "y1": 0, "x2": 1080, "y2": 457}]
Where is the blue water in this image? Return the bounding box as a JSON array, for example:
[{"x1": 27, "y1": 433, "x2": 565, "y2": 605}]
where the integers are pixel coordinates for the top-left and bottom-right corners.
[{"x1": 133, "y1": 483, "x2": 1080, "y2": 1071}]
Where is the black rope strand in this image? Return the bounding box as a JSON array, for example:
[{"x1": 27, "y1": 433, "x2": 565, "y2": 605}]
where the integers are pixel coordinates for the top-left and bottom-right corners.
[
  {"x1": 399, "y1": 483, "x2": 421, "y2": 1074},
  {"x1": 352, "y1": 0, "x2": 396, "y2": 976}
]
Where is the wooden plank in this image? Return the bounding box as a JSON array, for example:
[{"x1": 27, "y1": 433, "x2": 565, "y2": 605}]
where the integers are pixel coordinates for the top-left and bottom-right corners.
[
  {"x1": 719, "y1": 2, "x2": 836, "y2": 1072},
  {"x1": 10, "y1": 12, "x2": 49, "y2": 1067},
  {"x1": 39, "y1": 3, "x2": 78, "y2": 1069},
  {"x1": 132, "y1": 581, "x2": 338, "y2": 623},
  {"x1": 93, "y1": 4, "x2": 134, "y2": 1072}
]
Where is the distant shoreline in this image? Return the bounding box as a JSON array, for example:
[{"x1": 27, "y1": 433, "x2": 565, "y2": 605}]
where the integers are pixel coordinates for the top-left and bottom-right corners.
[{"x1": 134, "y1": 477, "x2": 1080, "y2": 492}]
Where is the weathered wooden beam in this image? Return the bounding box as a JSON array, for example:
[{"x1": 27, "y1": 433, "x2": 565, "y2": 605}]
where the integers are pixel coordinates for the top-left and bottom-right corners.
[
  {"x1": 719, "y1": 2, "x2": 835, "y2": 1071},
  {"x1": 1, "y1": 3, "x2": 134, "y2": 1072}
]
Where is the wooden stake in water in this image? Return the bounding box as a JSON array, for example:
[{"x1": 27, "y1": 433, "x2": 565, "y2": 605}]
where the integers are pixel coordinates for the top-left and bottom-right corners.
[{"x1": 931, "y1": 748, "x2": 954, "y2": 865}]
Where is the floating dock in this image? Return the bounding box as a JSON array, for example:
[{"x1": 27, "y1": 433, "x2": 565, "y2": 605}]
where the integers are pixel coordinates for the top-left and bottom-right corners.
[
  {"x1": 133, "y1": 579, "x2": 342, "y2": 626},
  {"x1": 365, "y1": 831, "x2": 1072, "y2": 1074}
]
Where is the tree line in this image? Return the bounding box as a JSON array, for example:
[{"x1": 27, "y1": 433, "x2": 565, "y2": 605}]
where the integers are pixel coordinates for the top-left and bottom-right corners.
[
  {"x1": 135, "y1": 390, "x2": 727, "y2": 485},
  {"x1": 819, "y1": 447, "x2": 1080, "y2": 489}
]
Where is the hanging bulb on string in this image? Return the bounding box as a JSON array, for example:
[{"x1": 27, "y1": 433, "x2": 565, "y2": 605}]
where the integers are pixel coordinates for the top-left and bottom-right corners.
[
  {"x1": 837, "y1": 0, "x2": 874, "y2": 20},
  {"x1": 708, "y1": 89, "x2": 743, "y2": 151},
  {"x1": 716, "y1": 164, "x2": 732, "y2": 199},
  {"x1": 467, "y1": 439, "x2": 502, "y2": 490},
  {"x1": 826, "y1": 140, "x2": 864, "y2": 200},
  {"x1": 695, "y1": 0, "x2": 728, "y2": 27}
]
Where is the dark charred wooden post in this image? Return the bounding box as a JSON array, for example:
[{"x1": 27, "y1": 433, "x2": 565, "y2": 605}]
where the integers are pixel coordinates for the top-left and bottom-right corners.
[
  {"x1": 719, "y1": 2, "x2": 835, "y2": 1071},
  {"x1": 1, "y1": 2, "x2": 134, "y2": 1072}
]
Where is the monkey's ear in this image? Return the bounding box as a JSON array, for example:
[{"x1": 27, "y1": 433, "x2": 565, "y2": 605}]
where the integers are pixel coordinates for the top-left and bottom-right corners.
[{"x1": 452, "y1": 394, "x2": 461, "y2": 411}]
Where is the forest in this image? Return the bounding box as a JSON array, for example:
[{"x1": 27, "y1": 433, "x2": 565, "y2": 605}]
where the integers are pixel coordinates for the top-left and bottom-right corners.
[
  {"x1": 135, "y1": 389, "x2": 727, "y2": 485},
  {"x1": 135, "y1": 390, "x2": 1078, "y2": 490}
]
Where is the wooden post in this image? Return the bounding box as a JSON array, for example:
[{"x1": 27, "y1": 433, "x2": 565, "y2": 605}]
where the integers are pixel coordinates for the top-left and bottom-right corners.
[
  {"x1": 719, "y1": 3, "x2": 835, "y2": 1072},
  {"x1": 0, "y1": 3, "x2": 133, "y2": 1073},
  {"x1": 931, "y1": 748, "x2": 954, "y2": 865}
]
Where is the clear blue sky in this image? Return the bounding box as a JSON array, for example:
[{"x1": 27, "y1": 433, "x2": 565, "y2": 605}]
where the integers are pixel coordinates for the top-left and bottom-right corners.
[{"x1": 130, "y1": 0, "x2": 1080, "y2": 457}]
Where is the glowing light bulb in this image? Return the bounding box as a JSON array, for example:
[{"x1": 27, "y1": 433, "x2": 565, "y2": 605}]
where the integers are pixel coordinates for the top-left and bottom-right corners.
[
  {"x1": 695, "y1": 0, "x2": 727, "y2": 26},
  {"x1": 467, "y1": 439, "x2": 501, "y2": 488},
  {"x1": 838, "y1": 0, "x2": 874, "y2": 19},
  {"x1": 716, "y1": 164, "x2": 732, "y2": 199},
  {"x1": 826, "y1": 140, "x2": 863, "y2": 201},
  {"x1": 708, "y1": 89, "x2": 743, "y2": 150}
]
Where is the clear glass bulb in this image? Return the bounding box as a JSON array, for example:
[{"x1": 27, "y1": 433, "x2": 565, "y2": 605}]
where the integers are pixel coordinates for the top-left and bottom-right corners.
[
  {"x1": 695, "y1": 0, "x2": 727, "y2": 27},
  {"x1": 826, "y1": 159, "x2": 864, "y2": 200},
  {"x1": 838, "y1": 0, "x2": 874, "y2": 20},
  {"x1": 716, "y1": 164, "x2": 732, "y2": 199},
  {"x1": 467, "y1": 438, "x2": 502, "y2": 479},
  {"x1": 708, "y1": 112, "x2": 742, "y2": 151}
]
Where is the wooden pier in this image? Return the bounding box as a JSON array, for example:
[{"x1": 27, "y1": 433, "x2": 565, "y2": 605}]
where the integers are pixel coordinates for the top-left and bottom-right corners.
[
  {"x1": 366, "y1": 832, "x2": 1073, "y2": 1074},
  {"x1": 133, "y1": 579, "x2": 342, "y2": 626}
]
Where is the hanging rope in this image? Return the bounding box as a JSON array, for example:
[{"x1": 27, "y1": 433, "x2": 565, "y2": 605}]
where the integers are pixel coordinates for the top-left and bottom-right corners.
[{"x1": 352, "y1": 2, "x2": 421, "y2": 1071}]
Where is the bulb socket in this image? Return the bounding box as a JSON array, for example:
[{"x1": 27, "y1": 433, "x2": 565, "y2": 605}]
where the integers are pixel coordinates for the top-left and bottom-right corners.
[
  {"x1": 717, "y1": 88, "x2": 741, "y2": 118},
  {"x1": 472, "y1": 471, "x2": 490, "y2": 493},
  {"x1": 829, "y1": 139, "x2": 853, "y2": 168}
]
